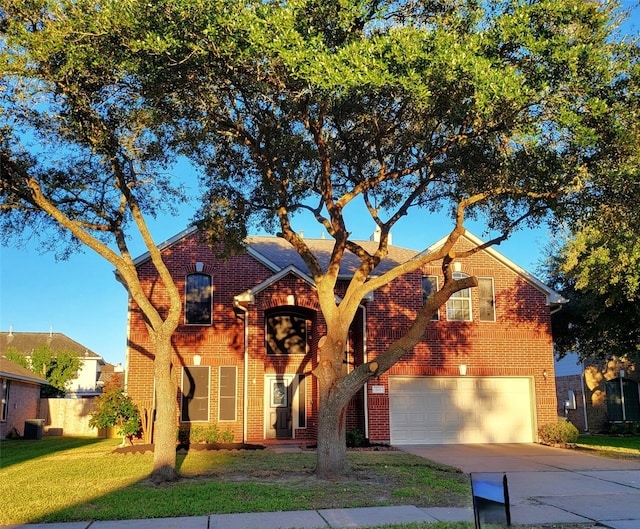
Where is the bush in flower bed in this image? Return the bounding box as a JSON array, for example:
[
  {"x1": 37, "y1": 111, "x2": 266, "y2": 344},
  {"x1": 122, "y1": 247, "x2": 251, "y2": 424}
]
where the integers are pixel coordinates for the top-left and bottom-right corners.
[
  {"x1": 177, "y1": 424, "x2": 234, "y2": 446},
  {"x1": 539, "y1": 420, "x2": 579, "y2": 446}
]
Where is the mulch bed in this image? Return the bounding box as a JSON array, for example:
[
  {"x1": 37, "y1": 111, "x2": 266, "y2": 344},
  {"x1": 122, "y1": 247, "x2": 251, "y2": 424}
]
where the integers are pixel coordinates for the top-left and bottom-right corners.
[{"x1": 113, "y1": 442, "x2": 265, "y2": 454}]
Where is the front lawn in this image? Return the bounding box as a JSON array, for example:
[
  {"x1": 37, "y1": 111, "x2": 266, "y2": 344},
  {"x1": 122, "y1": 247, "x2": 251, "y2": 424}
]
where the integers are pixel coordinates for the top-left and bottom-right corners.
[
  {"x1": 576, "y1": 434, "x2": 640, "y2": 458},
  {"x1": 0, "y1": 437, "x2": 470, "y2": 525}
]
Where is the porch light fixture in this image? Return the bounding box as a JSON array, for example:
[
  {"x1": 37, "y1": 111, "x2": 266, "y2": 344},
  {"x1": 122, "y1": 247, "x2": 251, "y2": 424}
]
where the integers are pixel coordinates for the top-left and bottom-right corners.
[
  {"x1": 193, "y1": 354, "x2": 201, "y2": 366},
  {"x1": 459, "y1": 364, "x2": 467, "y2": 376},
  {"x1": 543, "y1": 369, "x2": 548, "y2": 380}
]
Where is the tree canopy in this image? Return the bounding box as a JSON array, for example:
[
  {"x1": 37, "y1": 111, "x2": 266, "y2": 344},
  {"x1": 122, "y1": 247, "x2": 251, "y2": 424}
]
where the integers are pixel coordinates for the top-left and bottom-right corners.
[
  {"x1": 5, "y1": 345, "x2": 82, "y2": 396},
  {"x1": 2, "y1": 0, "x2": 638, "y2": 479}
]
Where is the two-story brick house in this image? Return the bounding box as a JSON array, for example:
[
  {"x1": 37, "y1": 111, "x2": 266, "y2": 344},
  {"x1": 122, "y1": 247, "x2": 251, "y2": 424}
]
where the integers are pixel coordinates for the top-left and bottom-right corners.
[{"x1": 125, "y1": 227, "x2": 564, "y2": 446}]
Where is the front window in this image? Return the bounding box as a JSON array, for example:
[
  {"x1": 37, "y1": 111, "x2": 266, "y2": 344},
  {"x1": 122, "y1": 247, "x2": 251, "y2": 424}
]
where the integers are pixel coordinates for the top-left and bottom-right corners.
[
  {"x1": 1, "y1": 379, "x2": 9, "y2": 421},
  {"x1": 266, "y1": 311, "x2": 309, "y2": 355},
  {"x1": 446, "y1": 272, "x2": 472, "y2": 321},
  {"x1": 185, "y1": 273, "x2": 212, "y2": 325},
  {"x1": 606, "y1": 377, "x2": 640, "y2": 422},
  {"x1": 181, "y1": 366, "x2": 210, "y2": 422}
]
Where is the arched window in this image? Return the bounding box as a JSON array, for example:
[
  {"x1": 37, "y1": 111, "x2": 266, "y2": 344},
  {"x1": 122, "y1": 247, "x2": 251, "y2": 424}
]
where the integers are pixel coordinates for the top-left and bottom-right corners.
[
  {"x1": 446, "y1": 272, "x2": 472, "y2": 321},
  {"x1": 266, "y1": 310, "x2": 310, "y2": 355},
  {"x1": 185, "y1": 273, "x2": 212, "y2": 325}
]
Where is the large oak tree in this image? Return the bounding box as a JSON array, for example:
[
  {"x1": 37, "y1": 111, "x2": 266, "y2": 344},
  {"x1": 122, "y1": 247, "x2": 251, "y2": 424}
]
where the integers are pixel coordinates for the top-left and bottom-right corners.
[{"x1": 152, "y1": 0, "x2": 637, "y2": 477}]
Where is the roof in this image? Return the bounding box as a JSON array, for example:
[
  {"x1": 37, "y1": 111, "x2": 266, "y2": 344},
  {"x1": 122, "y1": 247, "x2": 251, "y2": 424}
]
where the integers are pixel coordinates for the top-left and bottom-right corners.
[
  {"x1": 132, "y1": 226, "x2": 564, "y2": 305},
  {"x1": 424, "y1": 231, "x2": 567, "y2": 306},
  {"x1": 0, "y1": 356, "x2": 48, "y2": 385},
  {"x1": 245, "y1": 236, "x2": 419, "y2": 278},
  {"x1": 0, "y1": 332, "x2": 103, "y2": 361}
]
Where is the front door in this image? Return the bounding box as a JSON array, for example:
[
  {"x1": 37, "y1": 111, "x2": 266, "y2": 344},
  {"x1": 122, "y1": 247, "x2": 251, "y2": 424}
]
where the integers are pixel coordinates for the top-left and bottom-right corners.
[{"x1": 265, "y1": 376, "x2": 293, "y2": 439}]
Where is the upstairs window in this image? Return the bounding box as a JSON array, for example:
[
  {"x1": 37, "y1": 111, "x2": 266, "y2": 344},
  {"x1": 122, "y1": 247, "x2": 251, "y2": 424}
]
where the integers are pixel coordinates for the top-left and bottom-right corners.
[
  {"x1": 446, "y1": 272, "x2": 472, "y2": 321},
  {"x1": 266, "y1": 311, "x2": 309, "y2": 355},
  {"x1": 478, "y1": 277, "x2": 496, "y2": 322},
  {"x1": 422, "y1": 275, "x2": 440, "y2": 321},
  {"x1": 185, "y1": 273, "x2": 212, "y2": 325}
]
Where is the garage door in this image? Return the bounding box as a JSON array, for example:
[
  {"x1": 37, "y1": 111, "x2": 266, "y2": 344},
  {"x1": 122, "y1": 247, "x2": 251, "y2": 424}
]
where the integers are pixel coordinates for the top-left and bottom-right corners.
[{"x1": 389, "y1": 376, "x2": 535, "y2": 444}]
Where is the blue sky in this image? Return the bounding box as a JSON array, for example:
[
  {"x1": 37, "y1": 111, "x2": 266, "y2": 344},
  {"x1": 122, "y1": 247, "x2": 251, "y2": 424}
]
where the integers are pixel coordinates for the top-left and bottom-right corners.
[{"x1": 2, "y1": 3, "x2": 638, "y2": 367}]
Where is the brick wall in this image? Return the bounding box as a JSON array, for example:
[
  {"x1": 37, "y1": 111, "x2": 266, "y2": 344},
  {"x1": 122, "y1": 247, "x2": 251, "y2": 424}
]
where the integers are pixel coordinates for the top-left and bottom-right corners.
[{"x1": 1, "y1": 379, "x2": 40, "y2": 438}]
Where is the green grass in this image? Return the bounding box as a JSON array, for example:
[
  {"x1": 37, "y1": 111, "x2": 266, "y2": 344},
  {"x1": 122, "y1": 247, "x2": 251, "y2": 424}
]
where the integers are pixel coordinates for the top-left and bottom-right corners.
[
  {"x1": 0, "y1": 437, "x2": 471, "y2": 525},
  {"x1": 576, "y1": 434, "x2": 640, "y2": 458}
]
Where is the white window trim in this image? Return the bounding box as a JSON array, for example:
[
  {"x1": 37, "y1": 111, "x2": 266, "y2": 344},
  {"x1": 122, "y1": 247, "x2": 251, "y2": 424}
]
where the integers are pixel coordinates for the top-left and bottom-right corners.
[{"x1": 446, "y1": 272, "x2": 472, "y2": 321}]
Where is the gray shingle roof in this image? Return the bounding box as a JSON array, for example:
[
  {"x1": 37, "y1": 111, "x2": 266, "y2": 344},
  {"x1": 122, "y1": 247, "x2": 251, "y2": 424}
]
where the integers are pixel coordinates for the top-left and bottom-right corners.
[
  {"x1": 0, "y1": 332, "x2": 102, "y2": 360},
  {"x1": 246, "y1": 236, "x2": 420, "y2": 277},
  {"x1": 0, "y1": 355, "x2": 47, "y2": 385}
]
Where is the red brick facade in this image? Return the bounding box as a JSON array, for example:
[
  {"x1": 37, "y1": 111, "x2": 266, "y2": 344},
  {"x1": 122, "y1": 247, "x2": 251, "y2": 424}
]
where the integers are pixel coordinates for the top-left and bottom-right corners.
[{"x1": 125, "y1": 229, "x2": 560, "y2": 445}]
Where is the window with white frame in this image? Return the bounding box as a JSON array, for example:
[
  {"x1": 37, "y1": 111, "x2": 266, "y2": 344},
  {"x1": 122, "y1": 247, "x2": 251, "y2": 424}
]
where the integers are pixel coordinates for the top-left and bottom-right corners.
[
  {"x1": 218, "y1": 366, "x2": 237, "y2": 422},
  {"x1": 446, "y1": 272, "x2": 472, "y2": 321},
  {"x1": 185, "y1": 273, "x2": 213, "y2": 325},
  {"x1": 181, "y1": 366, "x2": 210, "y2": 422},
  {"x1": 422, "y1": 275, "x2": 440, "y2": 320},
  {"x1": 266, "y1": 310, "x2": 309, "y2": 355},
  {"x1": 478, "y1": 277, "x2": 496, "y2": 322}
]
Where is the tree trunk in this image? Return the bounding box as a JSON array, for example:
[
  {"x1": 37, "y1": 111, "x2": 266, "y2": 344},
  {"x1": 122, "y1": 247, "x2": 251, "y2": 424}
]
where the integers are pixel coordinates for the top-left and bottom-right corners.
[
  {"x1": 315, "y1": 385, "x2": 348, "y2": 479},
  {"x1": 149, "y1": 332, "x2": 179, "y2": 482}
]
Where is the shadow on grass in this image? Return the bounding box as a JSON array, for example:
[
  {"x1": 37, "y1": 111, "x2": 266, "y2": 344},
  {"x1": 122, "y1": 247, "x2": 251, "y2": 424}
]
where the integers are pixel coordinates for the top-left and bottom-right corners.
[
  {"x1": 0, "y1": 435, "x2": 105, "y2": 469},
  {"x1": 1, "y1": 446, "x2": 472, "y2": 525}
]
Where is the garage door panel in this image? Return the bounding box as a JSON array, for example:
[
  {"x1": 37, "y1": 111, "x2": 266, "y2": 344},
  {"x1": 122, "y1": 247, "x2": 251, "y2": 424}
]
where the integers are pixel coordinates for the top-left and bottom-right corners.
[{"x1": 389, "y1": 376, "x2": 534, "y2": 445}]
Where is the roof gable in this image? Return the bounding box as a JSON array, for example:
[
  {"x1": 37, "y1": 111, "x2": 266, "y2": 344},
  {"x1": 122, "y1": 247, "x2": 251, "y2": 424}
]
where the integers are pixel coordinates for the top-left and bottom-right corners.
[{"x1": 424, "y1": 230, "x2": 566, "y2": 306}]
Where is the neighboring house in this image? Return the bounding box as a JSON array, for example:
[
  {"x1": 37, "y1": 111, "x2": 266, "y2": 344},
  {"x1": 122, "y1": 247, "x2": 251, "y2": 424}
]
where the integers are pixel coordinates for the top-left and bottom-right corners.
[
  {"x1": 125, "y1": 227, "x2": 564, "y2": 446},
  {"x1": 0, "y1": 355, "x2": 47, "y2": 438},
  {"x1": 0, "y1": 331, "x2": 105, "y2": 397},
  {"x1": 555, "y1": 352, "x2": 639, "y2": 433}
]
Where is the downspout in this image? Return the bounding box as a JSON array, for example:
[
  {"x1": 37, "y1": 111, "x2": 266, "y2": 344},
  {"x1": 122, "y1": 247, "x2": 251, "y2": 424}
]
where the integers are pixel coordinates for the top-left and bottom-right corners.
[
  {"x1": 362, "y1": 305, "x2": 369, "y2": 440},
  {"x1": 233, "y1": 297, "x2": 250, "y2": 444},
  {"x1": 580, "y1": 361, "x2": 589, "y2": 433}
]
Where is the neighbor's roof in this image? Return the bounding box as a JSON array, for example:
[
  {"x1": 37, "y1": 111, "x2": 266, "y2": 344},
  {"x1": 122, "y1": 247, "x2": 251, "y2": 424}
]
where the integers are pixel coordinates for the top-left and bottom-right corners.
[
  {"x1": 0, "y1": 332, "x2": 103, "y2": 361},
  {"x1": 0, "y1": 355, "x2": 47, "y2": 385}
]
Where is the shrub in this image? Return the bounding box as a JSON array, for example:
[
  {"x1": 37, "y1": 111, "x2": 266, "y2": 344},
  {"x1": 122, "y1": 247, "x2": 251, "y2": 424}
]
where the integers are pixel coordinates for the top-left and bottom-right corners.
[
  {"x1": 608, "y1": 421, "x2": 640, "y2": 436},
  {"x1": 346, "y1": 428, "x2": 365, "y2": 448},
  {"x1": 89, "y1": 382, "x2": 141, "y2": 444},
  {"x1": 177, "y1": 424, "x2": 234, "y2": 444},
  {"x1": 539, "y1": 421, "x2": 579, "y2": 446}
]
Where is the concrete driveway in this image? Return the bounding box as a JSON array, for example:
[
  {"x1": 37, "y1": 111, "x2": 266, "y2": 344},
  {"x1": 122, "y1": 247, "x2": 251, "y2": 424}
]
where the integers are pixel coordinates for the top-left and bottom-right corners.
[{"x1": 398, "y1": 443, "x2": 640, "y2": 529}]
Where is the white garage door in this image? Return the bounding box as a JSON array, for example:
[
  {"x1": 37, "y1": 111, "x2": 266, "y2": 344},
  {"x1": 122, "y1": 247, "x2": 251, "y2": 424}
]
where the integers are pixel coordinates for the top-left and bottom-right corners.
[{"x1": 389, "y1": 376, "x2": 535, "y2": 444}]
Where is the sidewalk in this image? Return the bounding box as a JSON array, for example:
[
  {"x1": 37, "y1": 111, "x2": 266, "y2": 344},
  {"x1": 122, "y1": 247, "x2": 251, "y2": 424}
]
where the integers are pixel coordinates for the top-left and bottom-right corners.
[{"x1": 1, "y1": 505, "x2": 473, "y2": 529}]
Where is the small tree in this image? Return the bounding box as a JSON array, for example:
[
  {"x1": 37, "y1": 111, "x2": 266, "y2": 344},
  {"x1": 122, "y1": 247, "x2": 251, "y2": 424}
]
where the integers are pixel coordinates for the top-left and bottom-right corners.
[
  {"x1": 5, "y1": 345, "x2": 82, "y2": 397},
  {"x1": 89, "y1": 382, "x2": 141, "y2": 446}
]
